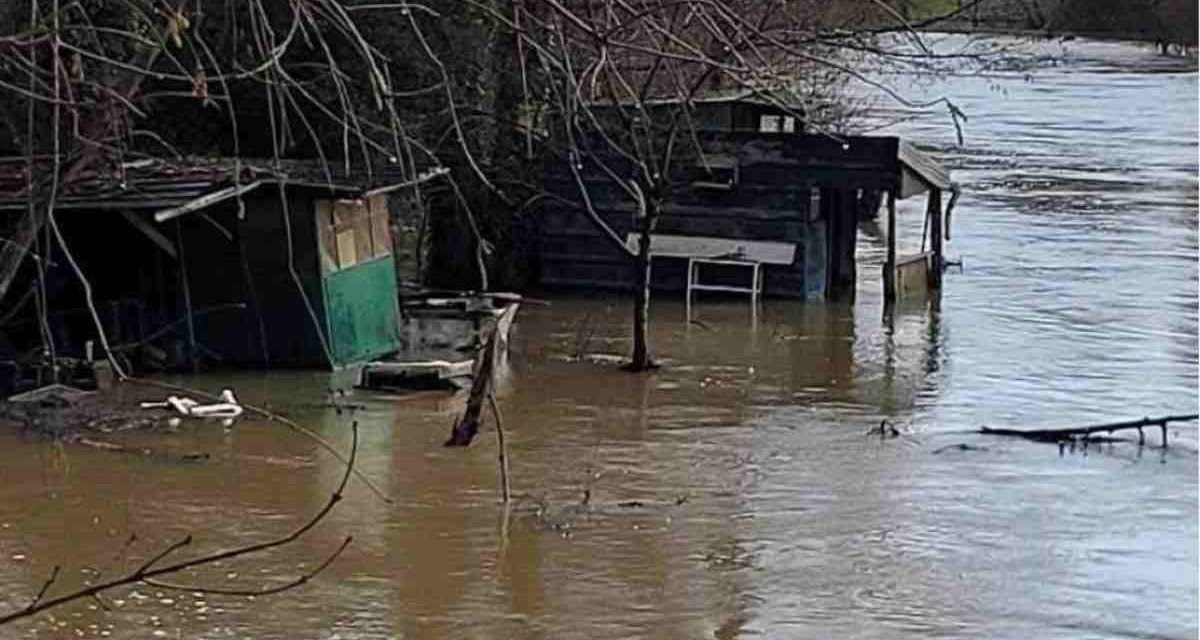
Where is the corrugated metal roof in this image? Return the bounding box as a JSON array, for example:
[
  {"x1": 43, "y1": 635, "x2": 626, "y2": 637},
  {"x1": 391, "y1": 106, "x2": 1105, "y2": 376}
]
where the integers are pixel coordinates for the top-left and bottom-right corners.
[{"x1": 0, "y1": 157, "x2": 430, "y2": 213}]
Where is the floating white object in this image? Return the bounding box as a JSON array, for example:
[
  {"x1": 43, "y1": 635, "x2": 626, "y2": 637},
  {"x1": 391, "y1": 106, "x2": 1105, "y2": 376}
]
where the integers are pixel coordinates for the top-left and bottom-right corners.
[
  {"x1": 140, "y1": 390, "x2": 243, "y2": 420},
  {"x1": 167, "y1": 396, "x2": 199, "y2": 415},
  {"x1": 188, "y1": 402, "x2": 242, "y2": 419}
]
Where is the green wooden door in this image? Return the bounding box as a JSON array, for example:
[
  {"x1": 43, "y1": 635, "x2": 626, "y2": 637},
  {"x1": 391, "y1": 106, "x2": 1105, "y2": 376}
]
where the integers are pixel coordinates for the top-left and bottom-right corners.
[
  {"x1": 316, "y1": 196, "x2": 400, "y2": 367},
  {"x1": 323, "y1": 256, "x2": 400, "y2": 366}
]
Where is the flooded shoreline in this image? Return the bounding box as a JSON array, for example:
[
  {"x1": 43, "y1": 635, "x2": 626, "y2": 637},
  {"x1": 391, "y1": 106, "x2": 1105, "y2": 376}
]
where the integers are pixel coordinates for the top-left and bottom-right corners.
[{"x1": 1, "y1": 35, "x2": 1197, "y2": 639}]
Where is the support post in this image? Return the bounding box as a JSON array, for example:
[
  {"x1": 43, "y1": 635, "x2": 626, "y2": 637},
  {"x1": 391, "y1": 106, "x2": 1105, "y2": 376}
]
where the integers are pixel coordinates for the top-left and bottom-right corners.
[
  {"x1": 686, "y1": 257, "x2": 694, "y2": 323},
  {"x1": 826, "y1": 189, "x2": 857, "y2": 301},
  {"x1": 176, "y1": 221, "x2": 197, "y2": 373},
  {"x1": 883, "y1": 190, "x2": 897, "y2": 304},
  {"x1": 928, "y1": 187, "x2": 944, "y2": 290}
]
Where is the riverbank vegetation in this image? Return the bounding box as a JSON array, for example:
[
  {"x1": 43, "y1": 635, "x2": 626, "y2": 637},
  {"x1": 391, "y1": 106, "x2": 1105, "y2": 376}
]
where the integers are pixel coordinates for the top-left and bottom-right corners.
[
  {"x1": 0, "y1": 1, "x2": 986, "y2": 620},
  {"x1": 930, "y1": 0, "x2": 1198, "y2": 52},
  {"x1": 0, "y1": 0, "x2": 990, "y2": 374},
  {"x1": 0, "y1": 3, "x2": 1191, "y2": 380}
]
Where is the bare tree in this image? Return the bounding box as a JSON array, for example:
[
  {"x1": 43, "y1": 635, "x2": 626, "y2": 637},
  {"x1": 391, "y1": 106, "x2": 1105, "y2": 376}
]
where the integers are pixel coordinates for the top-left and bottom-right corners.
[
  {"x1": 0, "y1": 0, "x2": 987, "y2": 374},
  {"x1": 466, "y1": 0, "x2": 972, "y2": 371},
  {"x1": 0, "y1": 0, "x2": 441, "y2": 374},
  {"x1": 0, "y1": 0, "x2": 415, "y2": 626}
]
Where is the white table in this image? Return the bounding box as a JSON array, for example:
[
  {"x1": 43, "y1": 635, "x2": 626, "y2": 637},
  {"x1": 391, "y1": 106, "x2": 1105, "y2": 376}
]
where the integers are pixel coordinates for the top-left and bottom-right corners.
[
  {"x1": 685, "y1": 257, "x2": 764, "y2": 321},
  {"x1": 623, "y1": 234, "x2": 796, "y2": 322}
]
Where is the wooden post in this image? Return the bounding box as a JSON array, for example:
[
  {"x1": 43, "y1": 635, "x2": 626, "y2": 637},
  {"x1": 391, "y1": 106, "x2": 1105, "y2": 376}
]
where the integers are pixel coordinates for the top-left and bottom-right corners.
[
  {"x1": 928, "y1": 187, "x2": 943, "y2": 290},
  {"x1": 882, "y1": 190, "x2": 897, "y2": 304},
  {"x1": 175, "y1": 221, "x2": 197, "y2": 373},
  {"x1": 825, "y1": 188, "x2": 857, "y2": 301},
  {"x1": 686, "y1": 257, "x2": 694, "y2": 323}
]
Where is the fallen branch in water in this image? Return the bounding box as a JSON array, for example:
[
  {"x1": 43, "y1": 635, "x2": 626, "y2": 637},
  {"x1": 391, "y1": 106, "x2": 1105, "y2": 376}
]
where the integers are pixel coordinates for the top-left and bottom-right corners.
[
  {"x1": 442, "y1": 314, "x2": 513, "y2": 504},
  {"x1": 444, "y1": 326, "x2": 498, "y2": 447},
  {"x1": 488, "y1": 390, "x2": 510, "y2": 504},
  {"x1": 980, "y1": 414, "x2": 1198, "y2": 446},
  {"x1": 932, "y1": 443, "x2": 989, "y2": 455},
  {"x1": 0, "y1": 422, "x2": 360, "y2": 625}
]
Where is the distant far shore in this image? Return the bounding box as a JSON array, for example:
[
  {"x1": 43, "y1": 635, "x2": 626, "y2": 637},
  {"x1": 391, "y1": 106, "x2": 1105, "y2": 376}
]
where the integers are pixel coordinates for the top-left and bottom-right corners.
[{"x1": 924, "y1": 25, "x2": 1197, "y2": 58}]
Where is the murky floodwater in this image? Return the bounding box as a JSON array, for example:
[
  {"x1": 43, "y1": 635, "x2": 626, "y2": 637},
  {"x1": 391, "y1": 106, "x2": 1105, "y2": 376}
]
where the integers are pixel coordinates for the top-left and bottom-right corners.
[{"x1": 1, "y1": 37, "x2": 1196, "y2": 639}]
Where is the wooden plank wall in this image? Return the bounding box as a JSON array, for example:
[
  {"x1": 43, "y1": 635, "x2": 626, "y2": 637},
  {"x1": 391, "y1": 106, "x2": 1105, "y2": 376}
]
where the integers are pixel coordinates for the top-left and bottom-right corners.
[
  {"x1": 540, "y1": 133, "x2": 900, "y2": 299},
  {"x1": 234, "y1": 191, "x2": 332, "y2": 366}
]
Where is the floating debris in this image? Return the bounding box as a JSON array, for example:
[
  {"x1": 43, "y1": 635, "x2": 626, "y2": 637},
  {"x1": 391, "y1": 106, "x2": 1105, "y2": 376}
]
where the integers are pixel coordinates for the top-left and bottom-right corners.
[{"x1": 980, "y1": 414, "x2": 1197, "y2": 447}]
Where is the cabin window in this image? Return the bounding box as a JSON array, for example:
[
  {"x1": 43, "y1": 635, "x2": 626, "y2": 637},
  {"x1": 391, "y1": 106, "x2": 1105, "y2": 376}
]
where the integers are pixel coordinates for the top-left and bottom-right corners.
[
  {"x1": 759, "y1": 114, "x2": 796, "y2": 133},
  {"x1": 317, "y1": 195, "x2": 392, "y2": 272}
]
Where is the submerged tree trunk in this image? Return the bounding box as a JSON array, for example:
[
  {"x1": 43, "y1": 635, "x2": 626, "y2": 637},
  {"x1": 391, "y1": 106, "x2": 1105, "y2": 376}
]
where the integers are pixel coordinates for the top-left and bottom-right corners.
[{"x1": 625, "y1": 200, "x2": 658, "y2": 372}]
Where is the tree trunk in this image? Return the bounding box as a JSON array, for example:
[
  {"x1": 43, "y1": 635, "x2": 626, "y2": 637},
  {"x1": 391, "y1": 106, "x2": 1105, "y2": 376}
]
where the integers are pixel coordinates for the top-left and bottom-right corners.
[{"x1": 625, "y1": 208, "x2": 657, "y2": 372}]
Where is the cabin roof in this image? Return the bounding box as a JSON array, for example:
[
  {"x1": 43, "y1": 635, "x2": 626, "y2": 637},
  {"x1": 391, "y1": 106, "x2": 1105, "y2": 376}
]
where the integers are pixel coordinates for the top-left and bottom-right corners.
[
  {"x1": 897, "y1": 140, "x2": 951, "y2": 192},
  {"x1": 0, "y1": 157, "x2": 444, "y2": 219},
  {"x1": 590, "y1": 89, "x2": 803, "y2": 110},
  {"x1": 681, "y1": 131, "x2": 951, "y2": 195}
]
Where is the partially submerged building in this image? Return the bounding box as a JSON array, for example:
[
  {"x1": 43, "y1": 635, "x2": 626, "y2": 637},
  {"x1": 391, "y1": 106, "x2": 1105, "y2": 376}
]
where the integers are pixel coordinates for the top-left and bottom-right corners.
[
  {"x1": 540, "y1": 96, "x2": 952, "y2": 304},
  {"x1": 0, "y1": 159, "x2": 427, "y2": 372}
]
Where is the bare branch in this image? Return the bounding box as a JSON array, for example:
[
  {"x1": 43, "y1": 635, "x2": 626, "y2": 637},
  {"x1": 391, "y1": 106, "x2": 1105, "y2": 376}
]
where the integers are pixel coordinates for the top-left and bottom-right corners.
[{"x1": 0, "y1": 421, "x2": 362, "y2": 625}]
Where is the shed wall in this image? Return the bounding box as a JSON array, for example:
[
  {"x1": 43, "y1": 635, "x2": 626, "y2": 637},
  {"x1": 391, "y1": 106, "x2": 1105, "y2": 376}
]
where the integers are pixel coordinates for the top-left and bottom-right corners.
[
  {"x1": 540, "y1": 133, "x2": 888, "y2": 299},
  {"x1": 232, "y1": 191, "x2": 332, "y2": 366}
]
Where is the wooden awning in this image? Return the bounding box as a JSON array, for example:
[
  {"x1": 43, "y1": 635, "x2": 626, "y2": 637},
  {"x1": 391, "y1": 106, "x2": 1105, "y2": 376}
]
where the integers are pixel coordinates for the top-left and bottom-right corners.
[
  {"x1": 897, "y1": 140, "x2": 951, "y2": 197},
  {"x1": 693, "y1": 132, "x2": 952, "y2": 198}
]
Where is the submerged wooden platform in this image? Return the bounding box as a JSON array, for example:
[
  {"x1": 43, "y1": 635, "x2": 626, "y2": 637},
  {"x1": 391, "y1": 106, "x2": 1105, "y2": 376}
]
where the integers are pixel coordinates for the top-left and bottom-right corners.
[
  {"x1": 356, "y1": 292, "x2": 521, "y2": 394},
  {"x1": 357, "y1": 359, "x2": 475, "y2": 392}
]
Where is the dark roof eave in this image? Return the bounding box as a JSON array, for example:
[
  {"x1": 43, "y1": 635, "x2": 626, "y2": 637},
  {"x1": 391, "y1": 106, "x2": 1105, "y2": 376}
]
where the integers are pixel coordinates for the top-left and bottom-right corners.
[{"x1": 897, "y1": 140, "x2": 952, "y2": 191}]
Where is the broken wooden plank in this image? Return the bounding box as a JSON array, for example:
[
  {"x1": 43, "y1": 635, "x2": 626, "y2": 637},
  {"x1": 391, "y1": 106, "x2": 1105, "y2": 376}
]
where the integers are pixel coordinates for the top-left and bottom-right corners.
[
  {"x1": 120, "y1": 210, "x2": 178, "y2": 259},
  {"x1": 444, "y1": 324, "x2": 500, "y2": 447},
  {"x1": 980, "y1": 414, "x2": 1198, "y2": 447},
  {"x1": 153, "y1": 180, "x2": 264, "y2": 222}
]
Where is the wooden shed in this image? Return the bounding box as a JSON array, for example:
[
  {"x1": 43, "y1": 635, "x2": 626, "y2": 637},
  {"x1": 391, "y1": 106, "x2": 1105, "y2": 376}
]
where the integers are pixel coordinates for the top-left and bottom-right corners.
[
  {"x1": 540, "y1": 97, "x2": 952, "y2": 304},
  {"x1": 0, "y1": 159, "x2": 427, "y2": 369}
]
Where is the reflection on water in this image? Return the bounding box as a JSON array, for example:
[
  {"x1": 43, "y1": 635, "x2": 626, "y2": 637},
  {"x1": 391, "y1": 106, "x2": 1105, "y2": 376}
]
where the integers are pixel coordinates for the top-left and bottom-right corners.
[{"x1": 0, "y1": 36, "x2": 1196, "y2": 639}]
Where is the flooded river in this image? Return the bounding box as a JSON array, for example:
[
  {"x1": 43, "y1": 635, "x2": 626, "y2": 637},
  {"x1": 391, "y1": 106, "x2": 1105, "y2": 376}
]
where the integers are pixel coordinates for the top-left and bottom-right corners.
[{"x1": 1, "y1": 37, "x2": 1196, "y2": 639}]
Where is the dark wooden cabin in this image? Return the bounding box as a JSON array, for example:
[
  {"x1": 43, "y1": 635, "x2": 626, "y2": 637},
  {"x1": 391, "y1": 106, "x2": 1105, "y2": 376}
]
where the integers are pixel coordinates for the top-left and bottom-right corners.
[
  {"x1": 0, "y1": 159, "x2": 423, "y2": 371},
  {"x1": 540, "y1": 96, "x2": 952, "y2": 303}
]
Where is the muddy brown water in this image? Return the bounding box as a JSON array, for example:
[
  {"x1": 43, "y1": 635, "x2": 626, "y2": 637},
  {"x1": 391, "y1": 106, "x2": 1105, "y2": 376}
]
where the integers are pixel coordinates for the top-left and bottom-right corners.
[{"x1": 1, "y1": 37, "x2": 1196, "y2": 639}]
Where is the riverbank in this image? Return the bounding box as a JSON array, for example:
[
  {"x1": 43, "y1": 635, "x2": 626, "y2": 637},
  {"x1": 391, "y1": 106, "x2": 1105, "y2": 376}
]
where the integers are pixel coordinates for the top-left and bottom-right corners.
[
  {"x1": 908, "y1": 0, "x2": 1197, "y2": 51},
  {"x1": 929, "y1": 25, "x2": 1198, "y2": 58}
]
